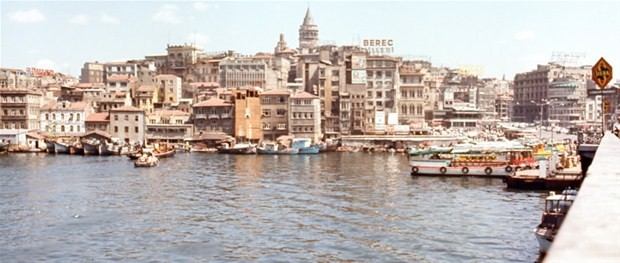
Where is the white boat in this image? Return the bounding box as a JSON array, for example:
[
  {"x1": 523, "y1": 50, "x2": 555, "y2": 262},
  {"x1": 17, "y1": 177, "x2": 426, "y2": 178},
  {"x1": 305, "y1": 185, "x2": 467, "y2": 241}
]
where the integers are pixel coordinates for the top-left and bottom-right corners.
[
  {"x1": 535, "y1": 190, "x2": 577, "y2": 254},
  {"x1": 409, "y1": 148, "x2": 537, "y2": 178}
]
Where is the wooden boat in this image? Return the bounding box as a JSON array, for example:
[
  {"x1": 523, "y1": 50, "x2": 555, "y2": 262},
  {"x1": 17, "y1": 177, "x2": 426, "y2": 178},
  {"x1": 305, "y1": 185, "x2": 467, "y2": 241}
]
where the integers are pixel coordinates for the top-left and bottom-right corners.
[
  {"x1": 44, "y1": 139, "x2": 55, "y2": 153},
  {"x1": 99, "y1": 141, "x2": 121, "y2": 156},
  {"x1": 70, "y1": 143, "x2": 84, "y2": 155},
  {"x1": 134, "y1": 155, "x2": 158, "y2": 168},
  {"x1": 81, "y1": 140, "x2": 100, "y2": 155},
  {"x1": 54, "y1": 141, "x2": 71, "y2": 154},
  {"x1": 257, "y1": 143, "x2": 299, "y2": 154},
  {"x1": 504, "y1": 156, "x2": 582, "y2": 190},
  {"x1": 298, "y1": 145, "x2": 320, "y2": 154},
  {"x1": 535, "y1": 190, "x2": 577, "y2": 254},
  {"x1": 152, "y1": 143, "x2": 176, "y2": 158},
  {"x1": 291, "y1": 138, "x2": 321, "y2": 154},
  {"x1": 218, "y1": 143, "x2": 257, "y2": 154},
  {"x1": 0, "y1": 141, "x2": 9, "y2": 154}
]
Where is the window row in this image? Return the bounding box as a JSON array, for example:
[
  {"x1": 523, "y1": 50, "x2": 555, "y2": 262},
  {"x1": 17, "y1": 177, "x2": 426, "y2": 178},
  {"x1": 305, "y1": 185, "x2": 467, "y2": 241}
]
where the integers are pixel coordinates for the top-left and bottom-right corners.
[{"x1": 44, "y1": 113, "x2": 81, "y2": 121}]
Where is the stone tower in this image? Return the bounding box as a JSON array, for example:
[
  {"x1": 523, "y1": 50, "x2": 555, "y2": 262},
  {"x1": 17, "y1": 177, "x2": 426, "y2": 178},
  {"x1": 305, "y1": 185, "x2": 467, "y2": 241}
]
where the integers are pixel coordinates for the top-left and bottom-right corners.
[
  {"x1": 298, "y1": 7, "x2": 318, "y2": 53},
  {"x1": 274, "y1": 33, "x2": 288, "y2": 54}
]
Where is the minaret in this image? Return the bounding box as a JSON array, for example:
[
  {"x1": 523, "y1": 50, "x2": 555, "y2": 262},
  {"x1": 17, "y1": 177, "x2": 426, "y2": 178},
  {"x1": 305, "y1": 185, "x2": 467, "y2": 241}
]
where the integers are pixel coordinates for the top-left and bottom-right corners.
[
  {"x1": 298, "y1": 7, "x2": 318, "y2": 53},
  {"x1": 274, "y1": 33, "x2": 288, "y2": 54}
]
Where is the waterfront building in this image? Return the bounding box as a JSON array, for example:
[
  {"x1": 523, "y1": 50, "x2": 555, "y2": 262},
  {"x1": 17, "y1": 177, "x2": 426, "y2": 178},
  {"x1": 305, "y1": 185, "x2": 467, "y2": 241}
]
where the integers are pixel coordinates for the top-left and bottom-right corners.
[
  {"x1": 145, "y1": 109, "x2": 192, "y2": 145},
  {"x1": 191, "y1": 82, "x2": 221, "y2": 104},
  {"x1": 97, "y1": 91, "x2": 131, "y2": 112},
  {"x1": 154, "y1": 74, "x2": 182, "y2": 108},
  {"x1": 80, "y1": 62, "x2": 104, "y2": 83},
  {"x1": 260, "y1": 89, "x2": 291, "y2": 141},
  {"x1": 109, "y1": 106, "x2": 145, "y2": 144},
  {"x1": 290, "y1": 91, "x2": 321, "y2": 143},
  {"x1": 365, "y1": 55, "x2": 401, "y2": 133},
  {"x1": 547, "y1": 78, "x2": 587, "y2": 128},
  {"x1": 0, "y1": 89, "x2": 43, "y2": 131},
  {"x1": 192, "y1": 98, "x2": 234, "y2": 135},
  {"x1": 399, "y1": 60, "x2": 432, "y2": 127},
  {"x1": 298, "y1": 7, "x2": 319, "y2": 54},
  {"x1": 85, "y1": 112, "x2": 110, "y2": 133},
  {"x1": 231, "y1": 88, "x2": 262, "y2": 143},
  {"x1": 513, "y1": 63, "x2": 590, "y2": 123},
  {"x1": 40, "y1": 101, "x2": 94, "y2": 136}
]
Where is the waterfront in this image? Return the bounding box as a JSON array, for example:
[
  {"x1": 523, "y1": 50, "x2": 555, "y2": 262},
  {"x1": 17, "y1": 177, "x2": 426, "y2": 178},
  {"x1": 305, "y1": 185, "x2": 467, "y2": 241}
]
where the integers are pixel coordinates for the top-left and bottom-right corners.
[{"x1": 1, "y1": 152, "x2": 545, "y2": 262}]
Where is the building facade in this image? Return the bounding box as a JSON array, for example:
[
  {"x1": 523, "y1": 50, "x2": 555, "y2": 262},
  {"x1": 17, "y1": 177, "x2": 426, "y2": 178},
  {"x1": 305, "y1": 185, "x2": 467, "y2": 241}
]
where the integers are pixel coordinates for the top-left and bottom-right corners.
[
  {"x1": 109, "y1": 106, "x2": 145, "y2": 144},
  {"x1": 260, "y1": 89, "x2": 291, "y2": 141},
  {"x1": 40, "y1": 101, "x2": 94, "y2": 136},
  {"x1": 290, "y1": 91, "x2": 321, "y2": 142},
  {"x1": 192, "y1": 98, "x2": 234, "y2": 135}
]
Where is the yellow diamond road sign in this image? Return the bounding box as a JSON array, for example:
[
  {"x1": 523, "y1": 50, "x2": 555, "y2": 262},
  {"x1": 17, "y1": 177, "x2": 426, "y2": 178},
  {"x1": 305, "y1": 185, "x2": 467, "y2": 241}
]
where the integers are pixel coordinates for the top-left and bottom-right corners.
[{"x1": 592, "y1": 57, "x2": 613, "y2": 89}]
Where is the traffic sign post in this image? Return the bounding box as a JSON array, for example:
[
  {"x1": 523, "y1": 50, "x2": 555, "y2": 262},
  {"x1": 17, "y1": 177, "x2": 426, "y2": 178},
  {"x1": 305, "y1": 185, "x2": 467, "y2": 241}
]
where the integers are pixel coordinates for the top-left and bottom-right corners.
[{"x1": 591, "y1": 57, "x2": 613, "y2": 135}]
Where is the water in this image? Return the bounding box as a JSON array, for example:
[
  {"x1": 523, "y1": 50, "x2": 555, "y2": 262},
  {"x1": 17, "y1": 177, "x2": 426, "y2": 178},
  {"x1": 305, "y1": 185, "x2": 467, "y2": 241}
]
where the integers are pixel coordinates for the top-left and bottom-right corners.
[{"x1": 0, "y1": 152, "x2": 545, "y2": 262}]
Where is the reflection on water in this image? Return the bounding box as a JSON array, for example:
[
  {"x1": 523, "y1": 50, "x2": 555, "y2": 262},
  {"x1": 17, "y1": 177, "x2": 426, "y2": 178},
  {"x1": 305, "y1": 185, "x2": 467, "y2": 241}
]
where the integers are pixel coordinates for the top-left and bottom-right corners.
[{"x1": 0, "y1": 153, "x2": 544, "y2": 262}]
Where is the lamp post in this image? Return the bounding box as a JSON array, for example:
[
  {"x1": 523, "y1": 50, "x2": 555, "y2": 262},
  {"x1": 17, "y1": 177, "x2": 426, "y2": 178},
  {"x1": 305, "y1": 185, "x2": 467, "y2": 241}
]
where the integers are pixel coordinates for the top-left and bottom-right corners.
[{"x1": 531, "y1": 99, "x2": 549, "y2": 139}]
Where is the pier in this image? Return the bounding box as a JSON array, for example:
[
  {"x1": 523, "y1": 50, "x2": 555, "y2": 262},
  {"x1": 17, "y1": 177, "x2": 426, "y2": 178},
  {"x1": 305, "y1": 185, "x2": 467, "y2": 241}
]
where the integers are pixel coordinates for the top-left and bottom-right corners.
[{"x1": 545, "y1": 132, "x2": 620, "y2": 262}]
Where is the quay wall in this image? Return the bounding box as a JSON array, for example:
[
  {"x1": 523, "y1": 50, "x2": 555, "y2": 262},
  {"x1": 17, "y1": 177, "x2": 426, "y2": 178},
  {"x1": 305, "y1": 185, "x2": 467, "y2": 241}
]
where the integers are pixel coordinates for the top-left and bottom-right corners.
[
  {"x1": 340, "y1": 135, "x2": 462, "y2": 148},
  {"x1": 545, "y1": 132, "x2": 620, "y2": 262}
]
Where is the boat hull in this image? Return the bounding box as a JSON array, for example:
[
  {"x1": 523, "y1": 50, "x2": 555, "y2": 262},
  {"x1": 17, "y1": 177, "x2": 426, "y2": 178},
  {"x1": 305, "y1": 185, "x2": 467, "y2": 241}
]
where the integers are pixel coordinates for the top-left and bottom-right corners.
[
  {"x1": 218, "y1": 146, "x2": 257, "y2": 154},
  {"x1": 257, "y1": 148, "x2": 299, "y2": 154},
  {"x1": 535, "y1": 227, "x2": 554, "y2": 254},
  {"x1": 0, "y1": 142, "x2": 8, "y2": 154},
  {"x1": 410, "y1": 164, "x2": 513, "y2": 178},
  {"x1": 54, "y1": 142, "x2": 71, "y2": 154},
  {"x1": 82, "y1": 142, "x2": 100, "y2": 155},
  {"x1": 298, "y1": 145, "x2": 320, "y2": 154}
]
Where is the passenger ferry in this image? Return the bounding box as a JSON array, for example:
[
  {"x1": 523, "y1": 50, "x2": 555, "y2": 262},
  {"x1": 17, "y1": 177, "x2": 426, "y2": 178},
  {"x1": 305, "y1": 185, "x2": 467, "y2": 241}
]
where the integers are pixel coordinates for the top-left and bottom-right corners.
[{"x1": 409, "y1": 145, "x2": 536, "y2": 178}]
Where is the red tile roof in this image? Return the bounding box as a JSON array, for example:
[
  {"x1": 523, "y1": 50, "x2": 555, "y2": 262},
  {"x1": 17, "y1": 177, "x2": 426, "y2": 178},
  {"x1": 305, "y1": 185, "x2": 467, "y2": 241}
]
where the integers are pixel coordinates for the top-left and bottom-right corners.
[
  {"x1": 85, "y1": 112, "x2": 109, "y2": 122},
  {"x1": 193, "y1": 98, "x2": 232, "y2": 107}
]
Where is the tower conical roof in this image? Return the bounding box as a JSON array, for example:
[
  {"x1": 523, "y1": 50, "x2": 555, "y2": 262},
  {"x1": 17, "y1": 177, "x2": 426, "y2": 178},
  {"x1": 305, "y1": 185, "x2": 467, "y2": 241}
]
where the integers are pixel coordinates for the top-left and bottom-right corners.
[{"x1": 303, "y1": 7, "x2": 315, "y2": 25}]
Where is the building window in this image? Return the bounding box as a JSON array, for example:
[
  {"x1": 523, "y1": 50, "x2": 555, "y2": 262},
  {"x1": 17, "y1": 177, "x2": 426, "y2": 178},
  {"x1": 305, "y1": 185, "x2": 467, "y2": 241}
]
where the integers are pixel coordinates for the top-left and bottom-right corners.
[
  {"x1": 45, "y1": 114, "x2": 49, "y2": 120},
  {"x1": 135, "y1": 127, "x2": 138, "y2": 133},
  {"x1": 114, "y1": 115, "x2": 118, "y2": 121},
  {"x1": 262, "y1": 109, "x2": 271, "y2": 117},
  {"x1": 70, "y1": 125, "x2": 74, "y2": 132},
  {"x1": 124, "y1": 115, "x2": 128, "y2": 121},
  {"x1": 125, "y1": 126, "x2": 129, "y2": 133},
  {"x1": 276, "y1": 109, "x2": 286, "y2": 117},
  {"x1": 61, "y1": 125, "x2": 65, "y2": 132},
  {"x1": 76, "y1": 114, "x2": 80, "y2": 121},
  {"x1": 77, "y1": 126, "x2": 80, "y2": 132},
  {"x1": 135, "y1": 116, "x2": 139, "y2": 121},
  {"x1": 114, "y1": 126, "x2": 118, "y2": 133}
]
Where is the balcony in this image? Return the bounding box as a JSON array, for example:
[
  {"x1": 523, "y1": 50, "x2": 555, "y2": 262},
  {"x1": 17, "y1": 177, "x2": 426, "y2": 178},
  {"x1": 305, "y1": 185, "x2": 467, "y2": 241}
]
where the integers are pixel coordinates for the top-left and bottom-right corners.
[
  {"x1": 208, "y1": 114, "x2": 220, "y2": 119},
  {"x1": 1, "y1": 115, "x2": 27, "y2": 121},
  {"x1": 220, "y1": 114, "x2": 232, "y2": 119},
  {"x1": 194, "y1": 114, "x2": 207, "y2": 119}
]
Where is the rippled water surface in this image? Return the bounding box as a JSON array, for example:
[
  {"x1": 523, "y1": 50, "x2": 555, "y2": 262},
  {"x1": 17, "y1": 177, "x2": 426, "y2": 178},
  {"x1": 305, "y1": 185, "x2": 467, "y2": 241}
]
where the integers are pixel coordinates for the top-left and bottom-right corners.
[{"x1": 0, "y1": 152, "x2": 545, "y2": 262}]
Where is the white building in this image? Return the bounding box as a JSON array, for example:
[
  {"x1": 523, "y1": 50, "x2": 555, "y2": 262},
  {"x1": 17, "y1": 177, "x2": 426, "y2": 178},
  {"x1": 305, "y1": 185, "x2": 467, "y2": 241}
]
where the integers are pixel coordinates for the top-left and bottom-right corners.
[{"x1": 40, "y1": 101, "x2": 94, "y2": 136}]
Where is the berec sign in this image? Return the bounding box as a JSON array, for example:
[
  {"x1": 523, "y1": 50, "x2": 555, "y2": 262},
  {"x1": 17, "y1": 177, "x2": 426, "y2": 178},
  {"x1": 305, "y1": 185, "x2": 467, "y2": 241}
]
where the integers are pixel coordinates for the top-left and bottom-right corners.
[
  {"x1": 592, "y1": 57, "x2": 613, "y2": 88},
  {"x1": 362, "y1": 39, "x2": 394, "y2": 55}
]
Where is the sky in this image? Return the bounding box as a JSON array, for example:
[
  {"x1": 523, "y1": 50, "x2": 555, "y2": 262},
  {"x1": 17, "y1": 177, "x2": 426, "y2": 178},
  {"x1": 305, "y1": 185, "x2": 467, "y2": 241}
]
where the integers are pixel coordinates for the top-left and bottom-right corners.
[{"x1": 1, "y1": 0, "x2": 619, "y2": 81}]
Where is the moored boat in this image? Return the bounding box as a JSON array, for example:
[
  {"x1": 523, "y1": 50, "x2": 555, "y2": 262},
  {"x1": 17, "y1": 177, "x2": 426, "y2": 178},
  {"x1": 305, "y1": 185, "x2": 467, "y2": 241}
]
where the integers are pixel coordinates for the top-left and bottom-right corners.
[
  {"x1": 81, "y1": 140, "x2": 100, "y2": 155},
  {"x1": 504, "y1": 153, "x2": 582, "y2": 190},
  {"x1": 257, "y1": 143, "x2": 299, "y2": 154},
  {"x1": 218, "y1": 143, "x2": 257, "y2": 154},
  {"x1": 0, "y1": 141, "x2": 9, "y2": 154},
  {"x1": 535, "y1": 190, "x2": 577, "y2": 254},
  {"x1": 44, "y1": 139, "x2": 56, "y2": 153},
  {"x1": 134, "y1": 154, "x2": 159, "y2": 168},
  {"x1": 54, "y1": 140, "x2": 71, "y2": 154},
  {"x1": 291, "y1": 138, "x2": 321, "y2": 154}
]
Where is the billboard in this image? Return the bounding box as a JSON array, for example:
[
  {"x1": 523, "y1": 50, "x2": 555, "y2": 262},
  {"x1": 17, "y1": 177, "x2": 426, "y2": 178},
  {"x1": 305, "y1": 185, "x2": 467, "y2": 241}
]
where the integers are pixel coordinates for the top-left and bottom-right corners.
[
  {"x1": 352, "y1": 55, "x2": 366, "y2": 70},
  {"x1": 352, "y1": 70, "x2": 367, "y2": 84},
  {"x1": 387, "y1": 112, "x2": 398, "y2": 125},
  {"x1": 374, "y1": 111, "x2": 385, "y2": 131},
  {"x1": 362, "y1": 39, "x2": 394, "y2": 56}
]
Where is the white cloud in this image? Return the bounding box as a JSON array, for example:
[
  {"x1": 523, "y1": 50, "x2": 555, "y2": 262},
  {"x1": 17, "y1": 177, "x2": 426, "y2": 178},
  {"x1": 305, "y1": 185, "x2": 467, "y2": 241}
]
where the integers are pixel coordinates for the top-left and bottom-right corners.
[
  {"x1": 193, "y1": 2, "x2": 218, "y2": 11},
  {"x1": 188, "y1": 33, "x2": 209, "y2": 47},
  {"x1": 514, "y1": 30, "x2": 536, "y2": 41},
  {"x1": 100, "y1": 13, "x2": 120, "y2": 24},
  {"x1": 69, "y1": 14, "x2": 89, "y2": 24},
  {"x1": 153, "y1": 4, "x2": 182, "y2": 24},
  {"x1": 36, "y1": 59, "x2": 57, "y2": 70},
  {"x1": 9, "y1": 9, "x2": 46, "y2": 23}
]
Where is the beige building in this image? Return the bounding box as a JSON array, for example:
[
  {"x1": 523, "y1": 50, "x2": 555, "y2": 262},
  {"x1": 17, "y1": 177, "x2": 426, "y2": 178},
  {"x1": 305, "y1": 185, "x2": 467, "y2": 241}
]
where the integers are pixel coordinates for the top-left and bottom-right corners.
[
  {"x1": 290, "y1": 91, "x2": 321, "y2": 142},
  {"x1": 192, "y1": 98, "x2": 234, "y2": 135},
  {"x1": 365, "y1": 55, "x2": 401, "y2": 132},
  {"x1": 0, "y1": 89, "x2": 43, "y2": 131},
  {"x1": 85, "y1": 112, "x2": 110, "y2": 132},
  {"x1": 398, "y1": 61, "x2": 432, "y2": 126},
  {"x1": 145, "y1": 109, "x2": 192, "y2": 144},
  {"x1": 109, "y1": 106, "x2": 145, "y2": 144},
  {"x1": 231, "y1": 88, "x2": 262, "y2": 142},
  {"x1": 260, "y1": 89, "x2": 291, "y2": 141},
  {"x1": 135, "y1": 85, "x2": 157, "y2": 114},
  {"x1": 154, "y1": 74, "x2": 182, "y2": 108},
  {"x1": 219, "y1": 55, "x2": 290, "y2": 90}
]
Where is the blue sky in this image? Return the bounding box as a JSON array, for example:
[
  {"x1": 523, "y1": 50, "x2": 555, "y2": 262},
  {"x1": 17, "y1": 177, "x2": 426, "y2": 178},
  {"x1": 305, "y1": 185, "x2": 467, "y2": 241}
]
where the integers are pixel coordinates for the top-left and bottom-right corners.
[{"x1": 2, "y1": 1, "x2": 619, "y2": 81}]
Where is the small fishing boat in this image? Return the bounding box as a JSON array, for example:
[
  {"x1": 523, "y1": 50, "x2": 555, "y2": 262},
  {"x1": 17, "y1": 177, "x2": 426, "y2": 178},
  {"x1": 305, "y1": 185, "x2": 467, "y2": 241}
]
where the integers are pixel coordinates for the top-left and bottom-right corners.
[
  {"x1": 257, "y1": 143, "x2": 299, "y2": 155},
  {"x1": 54, "y1": 140, "x2": 71, "y2": 154},
  {"x1": 152, "y1": 143, "x2": 176, "y2": 158},
  {"x1": 218, "y1": 143, "x2": 257, "y2": 154},
  {"x1": 134, "y1": 154, "x2": 158, "y2": 168}
]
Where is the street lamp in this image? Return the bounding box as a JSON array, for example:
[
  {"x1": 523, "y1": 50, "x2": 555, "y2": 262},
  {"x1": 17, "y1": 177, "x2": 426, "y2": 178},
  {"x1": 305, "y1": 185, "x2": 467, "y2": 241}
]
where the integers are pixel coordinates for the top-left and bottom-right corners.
[{"x1": 531, "y1": 99, "x2": 550, "y2": 139}]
